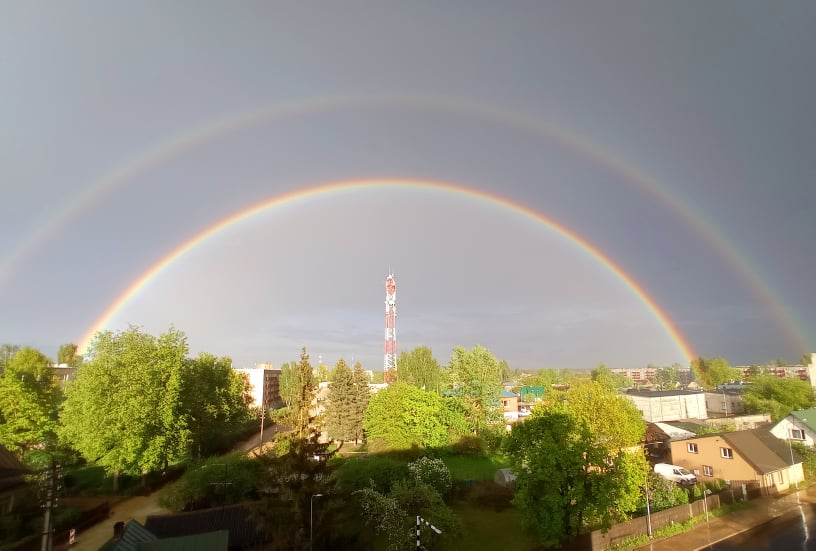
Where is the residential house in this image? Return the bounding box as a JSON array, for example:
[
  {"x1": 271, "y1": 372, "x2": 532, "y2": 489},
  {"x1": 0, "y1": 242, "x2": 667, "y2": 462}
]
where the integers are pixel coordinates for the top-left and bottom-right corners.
[
  {"x1": 501, "y1": 391, "x2": 520, "y2": 423},
  {"x1": 144, "y1": 504, "x2": 265, "y2": 549},
  {"x1": 644, "y1": 422, "x2": 696, "y2": 463},
  {"x1": 771, "y1": 408, "x2": 816, "y2": 448},
  {"x1": 625, "y1": 389, "x2": 707, "y2": 422},
  {"x1": 669, "y1": 428, "x2": 804, "y2": 495}
]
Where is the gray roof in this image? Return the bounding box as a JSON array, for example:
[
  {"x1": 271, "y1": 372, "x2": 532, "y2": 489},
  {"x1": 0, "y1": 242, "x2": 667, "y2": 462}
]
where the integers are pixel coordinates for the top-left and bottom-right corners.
[
  {"x1": 626, "y1": 389, "x2": 704, "y2": 398},
  {"x1": 721, "y1": 429, "x2": 803, "y2": 474}
]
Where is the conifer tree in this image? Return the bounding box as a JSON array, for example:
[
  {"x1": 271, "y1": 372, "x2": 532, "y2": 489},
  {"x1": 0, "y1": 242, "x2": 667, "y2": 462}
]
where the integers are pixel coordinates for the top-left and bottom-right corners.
[{"x1": 325, "y1": 358, "x2": 356, "y2": 442}]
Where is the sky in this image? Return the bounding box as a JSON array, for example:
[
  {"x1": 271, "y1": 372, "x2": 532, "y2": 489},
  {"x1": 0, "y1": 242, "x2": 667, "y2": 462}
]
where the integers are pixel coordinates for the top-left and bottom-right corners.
[{"x1": 1, "y1": 2, "x2": 814, "y2": 371}]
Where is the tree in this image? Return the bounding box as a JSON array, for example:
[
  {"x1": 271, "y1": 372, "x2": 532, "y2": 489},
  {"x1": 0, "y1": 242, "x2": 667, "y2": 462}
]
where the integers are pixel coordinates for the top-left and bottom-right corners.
[
  {"x1": 397, "y1": 346, "x2": 444, "y2": 393},
  {"x1": 275, "y1": 347, "x2": 318, "y2": 446},
  {"x1": 325, "y1": 358, "x2": 360, "y2": 443},
  {"x1": 743, "y1": 375, "x2": 815, "y2": 421},
  {"x1": 0, "y1": 343, "x2": 20, "y2": 370},
  {"x1": 355, "y1": 457, "x2": 460, "y2": 551},
  {"x1": 57, "y1": 343, "x2": 82, "y2": 367},
  {"x1": 0, "y1": 347, "x2": 60, "y2": 456},
  {"x1": 591, "y1": 364, "x2": 632, "y2": 390},
  {"x1": 364, "y1": 383, "x2": 456, "y2": 450},
  {"x1": 803, "y1": 354, "x2": 813, "y2": 367},
  {"x1": 691, "y1": 357, "x2": 740, "y2": 388},
  {"x1": 59, "y1": 327, "x2": 191, "y2": 485},
  {"x1": 505, "y1": 402, "x2": 647, "y2": 547},
  {"x1": 446, "y1": 345, "x2": 504, "y2": 432},
  {"x1": 350, "y1": 361, "x2": 371, "y2": 442},
  {"x1": 181, "y1": 353, "x2": 253, "y2": 458},
  {"x1": 278, "y1": 361, "x2": 299, "y2": 408},
  {"x1": 652, "y1": 366, "x2": 679, "y2": 389}
]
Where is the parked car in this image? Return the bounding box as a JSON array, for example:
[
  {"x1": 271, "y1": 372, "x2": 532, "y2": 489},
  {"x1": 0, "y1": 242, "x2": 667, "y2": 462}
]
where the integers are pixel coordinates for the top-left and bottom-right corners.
[{"x1": 654, "y1": 463, "x2": 697, "y2": 485}]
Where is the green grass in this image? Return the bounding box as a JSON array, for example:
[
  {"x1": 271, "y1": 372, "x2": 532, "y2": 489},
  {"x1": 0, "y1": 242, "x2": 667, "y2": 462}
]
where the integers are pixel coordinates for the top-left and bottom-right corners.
[
  {"x1": 441, "y1": 453, "x2": 509, "y2": 482},
  {"x1": 443, "y1": 503, "x2": 539, "y2": 551}
]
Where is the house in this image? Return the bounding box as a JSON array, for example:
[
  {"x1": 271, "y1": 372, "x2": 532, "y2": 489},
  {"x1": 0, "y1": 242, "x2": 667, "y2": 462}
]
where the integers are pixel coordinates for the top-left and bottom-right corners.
[
  {"x1": 144, "y1": 504, "x2": 265, "y2": 549},
  {"x1": 624, "y1": 389, "x2": 708, "y2": 422},
  {"x1": 501, "y1": 391, "x2": 520, "y2": 423},
  {"x1": 233, "y1": 366, "x2": 283, "y2": 410},
  {"x1": 669, "y1": 428, "x2": 804, "y2": 495},
  {"x1": 770, "y1": 408, "x2": 816, "y2": 448},
  {"x1": 99, "y1": 519, "x2": 229, "y2": 550},
  {"x1": 644, "y1": 422, "x2": 696, "y2": 463}
]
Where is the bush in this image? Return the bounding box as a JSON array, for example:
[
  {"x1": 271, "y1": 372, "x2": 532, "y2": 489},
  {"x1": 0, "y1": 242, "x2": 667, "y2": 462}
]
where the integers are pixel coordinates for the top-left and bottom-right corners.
[
  {"x1": 334, "y1": 455, "x2": 410, "y2": 494},
  {"x1": 408, "y1": 457, "x2": 452, "y2": 497}
]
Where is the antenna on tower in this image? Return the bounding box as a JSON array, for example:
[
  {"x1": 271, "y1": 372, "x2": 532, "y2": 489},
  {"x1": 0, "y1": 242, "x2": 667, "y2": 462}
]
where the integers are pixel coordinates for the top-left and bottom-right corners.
[{"x1": 383, "y1": 272, "x2": 397, "y2": 383}]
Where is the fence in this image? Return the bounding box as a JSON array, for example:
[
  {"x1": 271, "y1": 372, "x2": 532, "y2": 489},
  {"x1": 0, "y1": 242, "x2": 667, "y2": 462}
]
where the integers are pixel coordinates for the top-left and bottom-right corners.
[{"x1": 589, "y1": 494, "x2": 720, "y2": 550}]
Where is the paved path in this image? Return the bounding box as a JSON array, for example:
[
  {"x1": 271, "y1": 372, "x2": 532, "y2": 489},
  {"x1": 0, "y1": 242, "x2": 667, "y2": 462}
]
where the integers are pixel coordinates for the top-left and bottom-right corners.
[{"x1": 634, "y1": 487, "x2": 816, "y2": 551}]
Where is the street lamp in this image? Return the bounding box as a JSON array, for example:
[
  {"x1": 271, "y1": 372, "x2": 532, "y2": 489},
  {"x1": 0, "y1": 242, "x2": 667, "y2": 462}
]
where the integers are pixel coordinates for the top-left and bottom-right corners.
[{"x1": 310, "y1": 493, "x2": 323, "y2": 551}]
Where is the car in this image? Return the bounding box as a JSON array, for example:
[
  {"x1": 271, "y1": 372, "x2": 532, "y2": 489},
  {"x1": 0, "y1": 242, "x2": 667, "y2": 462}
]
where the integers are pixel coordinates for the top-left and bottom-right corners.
[{"x1": 654, "y1": 463, "x2": 697, "y2": 485}]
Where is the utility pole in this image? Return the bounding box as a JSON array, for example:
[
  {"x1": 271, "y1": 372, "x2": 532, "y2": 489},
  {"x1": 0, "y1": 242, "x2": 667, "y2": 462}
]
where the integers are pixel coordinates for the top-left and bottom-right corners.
[{"x1": 40, "y1": 461, "x2": 60, "y2": 551}]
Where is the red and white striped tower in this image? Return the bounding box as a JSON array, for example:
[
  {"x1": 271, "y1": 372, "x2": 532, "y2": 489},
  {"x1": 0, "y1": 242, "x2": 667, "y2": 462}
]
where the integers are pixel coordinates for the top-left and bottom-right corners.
[{"x1": 383, "y1": 273, "x2": 397, "y2": 383}]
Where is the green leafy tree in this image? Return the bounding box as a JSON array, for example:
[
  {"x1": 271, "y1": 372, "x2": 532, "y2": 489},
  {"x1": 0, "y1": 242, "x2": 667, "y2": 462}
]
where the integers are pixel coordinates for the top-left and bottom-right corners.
[
  {"x1": 397, "y1": 346, "x2": 444, "y2": 393},
  {"x1": 278, "y1": 361, "x2": 299, "y2": 408},
  {"x1": 59, "y1": 327, "x2": 190, "y2": 486},
  {"x1": 505, "y1": 404, "x2": 647, "y2": 547},
  {"x1": 317, "y1": 361, "x2": 330, "y2": 383},
  {"x1": 447, "y1": 345, "x2": 504, "y2": 432},
  {"x1": 57, "y1": 343, "x2": 82, "y2": 367},
  {"x1": 691, "y1": 357, "x2": 740, "y2": 388},
  {"x1": 653, "y1": 366, "x2": 679, "y2": 389},
  {"x1": 364, "y1": 383, "x2": 452, "y2": 450},
  {"x1": 644, "y1": 471, "x2": 688, "y2": 512},
  {"x1": 591, "y1": 363, "x2": 632, "y2": 390},
  {"x1": 0, "y1": 347, "x2": 60, "y2": 456},
  {"x1": 803, "y1": 354, "x2": 813, "y2": 367},
  {"x1": 355, "y1": 457, "x2": 460, "y2": 551},
  {"x1": 181, "y1": 353, "x2": 253, "y2": 458},
  {"x1": 743, "y1": 375, "x2": 815, "y2": 421},
  {"x1": 275, "y1": 347, "x2": 317, "y2": 445},
  {"x1": 523, "y1": 368, "x2": 559, "y2": 389},
  {"x1": 0, "y1": 344, "x2": 20, "y2": 370}
]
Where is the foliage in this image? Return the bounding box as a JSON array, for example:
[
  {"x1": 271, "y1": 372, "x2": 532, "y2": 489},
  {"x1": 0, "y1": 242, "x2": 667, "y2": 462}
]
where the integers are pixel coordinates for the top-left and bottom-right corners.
[
  {"x1": 643, "y1": 472, "x2": 688, "y2": 512},
  {"x1": 278, "y1": 361, "x2": 299, "y2": 408},
  {"x1": 354, "y1": 462, "x2": 461, "y2": 551},
  {"x1": 324, "y1": 358, "x2": 368, "y2": 443},
  {"x1": 334, "y1": 455, "x2": 410, "y2": 494},
  {"x1": 591, "y1": 363, "x2": 632, "y2": 389},
  {"x1": 0, "y1": 343, "x2": 20, "y2": 369},
  {"x1": 743, "y1": 375, "x2": 815, "y2": 421},
  {"x1": 792, "y1": 443, "x2": 816, "y2": 480},
  {"x1": 522, "y1": 368, "x2": 559, "y2": 389},
  {"x1": 364, "y1": 383, "x2": 457, "y2": 450},
  {"x1": 0, "y1": 347, "x2": 60, "y2": 455},
  {"x1": 158, "y1": 452, "x2": 262, "y2": 511},
  {"x1": 59, "y1": 327, "x2": 191, "y2": 479},
  {"x1": 691, "y1": 357, "x2": 741, "y2": 388},
  {"x1": 505, "y1": 390, "x2": 647, "y2": 548},
  {"x1": 397, "y1": 346, "x2": 445, "y2": 393},
  {"x1": 408, "y1": 456, "x2": 452, "y2": 497},
  {"x1": 446, "y1": 345, "x2": 504, "y2": 432},
  {"x1": 57, "y1": 343, "x2": 82, "y2": 367},
  {"x1": 276, "y1": 347, "x2": 318, "y2": 445},
  {"x1": 251, "y1": 437, "x2": 354, "y2": 550},
  {"x1": 181, "y1": 353, "x2": 253, "y2": 457},
  {"x1": 803, "y1": 354, "x2": 813, "y2": 367},
  {"x1": 440, "y1": 453, "x2": 508, "y2": 482},
  {"x1": 652, "y1": 366, "x2": 679, "y2": 389}
]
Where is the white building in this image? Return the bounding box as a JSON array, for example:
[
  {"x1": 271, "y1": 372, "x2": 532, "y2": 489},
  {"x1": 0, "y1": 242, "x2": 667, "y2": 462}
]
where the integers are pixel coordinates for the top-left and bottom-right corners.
[
  {"x1": 234, "y1": 366, "x2": 282, "y2": 410},
  {"x1": 624, "y1": 390, "x2": 707, "y2": 422},
  {"x1": 770, "y1": 408, "x2": 816, "y2": 448}
]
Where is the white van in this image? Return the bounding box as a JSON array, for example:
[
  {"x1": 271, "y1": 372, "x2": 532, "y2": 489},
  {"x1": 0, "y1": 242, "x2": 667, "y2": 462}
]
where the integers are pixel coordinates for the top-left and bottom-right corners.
[{"x1": 654, "y1": 463, "x2": 697, "y2": 485}]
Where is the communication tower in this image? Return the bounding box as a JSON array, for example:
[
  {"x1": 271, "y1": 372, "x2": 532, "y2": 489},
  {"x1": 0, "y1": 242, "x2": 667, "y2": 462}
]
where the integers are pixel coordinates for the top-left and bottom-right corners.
[{"x1": 384, "y1": 273, "x2": 397, "y2": 383}]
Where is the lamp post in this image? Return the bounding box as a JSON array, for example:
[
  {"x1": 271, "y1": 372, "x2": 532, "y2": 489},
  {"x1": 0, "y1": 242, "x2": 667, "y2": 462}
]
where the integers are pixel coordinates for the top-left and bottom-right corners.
[{"x1": 310, "y1": 493, "x2": 323, "y2": 551}]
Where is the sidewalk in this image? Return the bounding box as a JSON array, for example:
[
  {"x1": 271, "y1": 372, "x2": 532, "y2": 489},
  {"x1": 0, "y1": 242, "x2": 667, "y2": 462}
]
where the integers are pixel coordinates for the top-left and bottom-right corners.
[{"x1": 633, "y1": 488, "x2": 814, "y2": 551}]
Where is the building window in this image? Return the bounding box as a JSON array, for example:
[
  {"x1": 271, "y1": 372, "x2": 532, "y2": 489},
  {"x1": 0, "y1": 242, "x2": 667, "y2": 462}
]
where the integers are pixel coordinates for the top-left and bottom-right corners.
[
  {"x1": 790, "y1": 428, "x2": 805, "y2": 441},
  {"x1": 721, "y1": 401, "x2": 727, "y2": 410},
  {"x1": 687, "y1": 442, "x2": 698, "y2": 453},
  {"x1": 704, "y1": 465, "x2": 713, "y2": 477},
  {"x1": 721, "y1": 447, "x2": 734, "y2": 459}
]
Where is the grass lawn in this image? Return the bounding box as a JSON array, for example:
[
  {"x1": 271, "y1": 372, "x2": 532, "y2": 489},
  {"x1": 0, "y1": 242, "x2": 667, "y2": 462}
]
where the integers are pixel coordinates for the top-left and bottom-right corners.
[
  {"x1": 442, "y1": 453, "x2": 510, "y2": 482},
  {"x1": 444, "y1": 503, "x2": 539, "y2": 551}
]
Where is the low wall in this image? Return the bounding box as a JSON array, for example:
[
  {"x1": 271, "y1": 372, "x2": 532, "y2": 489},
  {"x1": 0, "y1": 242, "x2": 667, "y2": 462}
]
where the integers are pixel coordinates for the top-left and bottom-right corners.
[{"x1": 590, "y1": 494, "x2": 720, "y2": 550}]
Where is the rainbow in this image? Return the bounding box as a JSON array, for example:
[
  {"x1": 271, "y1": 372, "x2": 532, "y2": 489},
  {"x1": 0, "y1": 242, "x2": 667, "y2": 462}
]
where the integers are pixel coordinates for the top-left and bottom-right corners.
[
  {"x1": 7, "y1": 94, "x2": 810, "y2": 352},
  {"x1": 77, "y1": 178, "x2": 696, "y2": 363}
]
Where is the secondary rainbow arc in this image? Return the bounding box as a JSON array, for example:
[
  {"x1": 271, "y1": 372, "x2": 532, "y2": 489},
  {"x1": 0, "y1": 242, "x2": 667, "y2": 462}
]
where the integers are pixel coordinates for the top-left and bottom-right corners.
[{"x1": 77, "y1": 178, "x2": 695, "y2": 364}]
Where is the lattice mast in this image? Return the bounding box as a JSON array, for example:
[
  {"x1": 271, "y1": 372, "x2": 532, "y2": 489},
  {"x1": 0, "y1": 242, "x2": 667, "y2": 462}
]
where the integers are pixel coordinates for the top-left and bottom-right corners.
[{"x1": 384, "y1": 273, "x2": 397, "y2": 383}]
